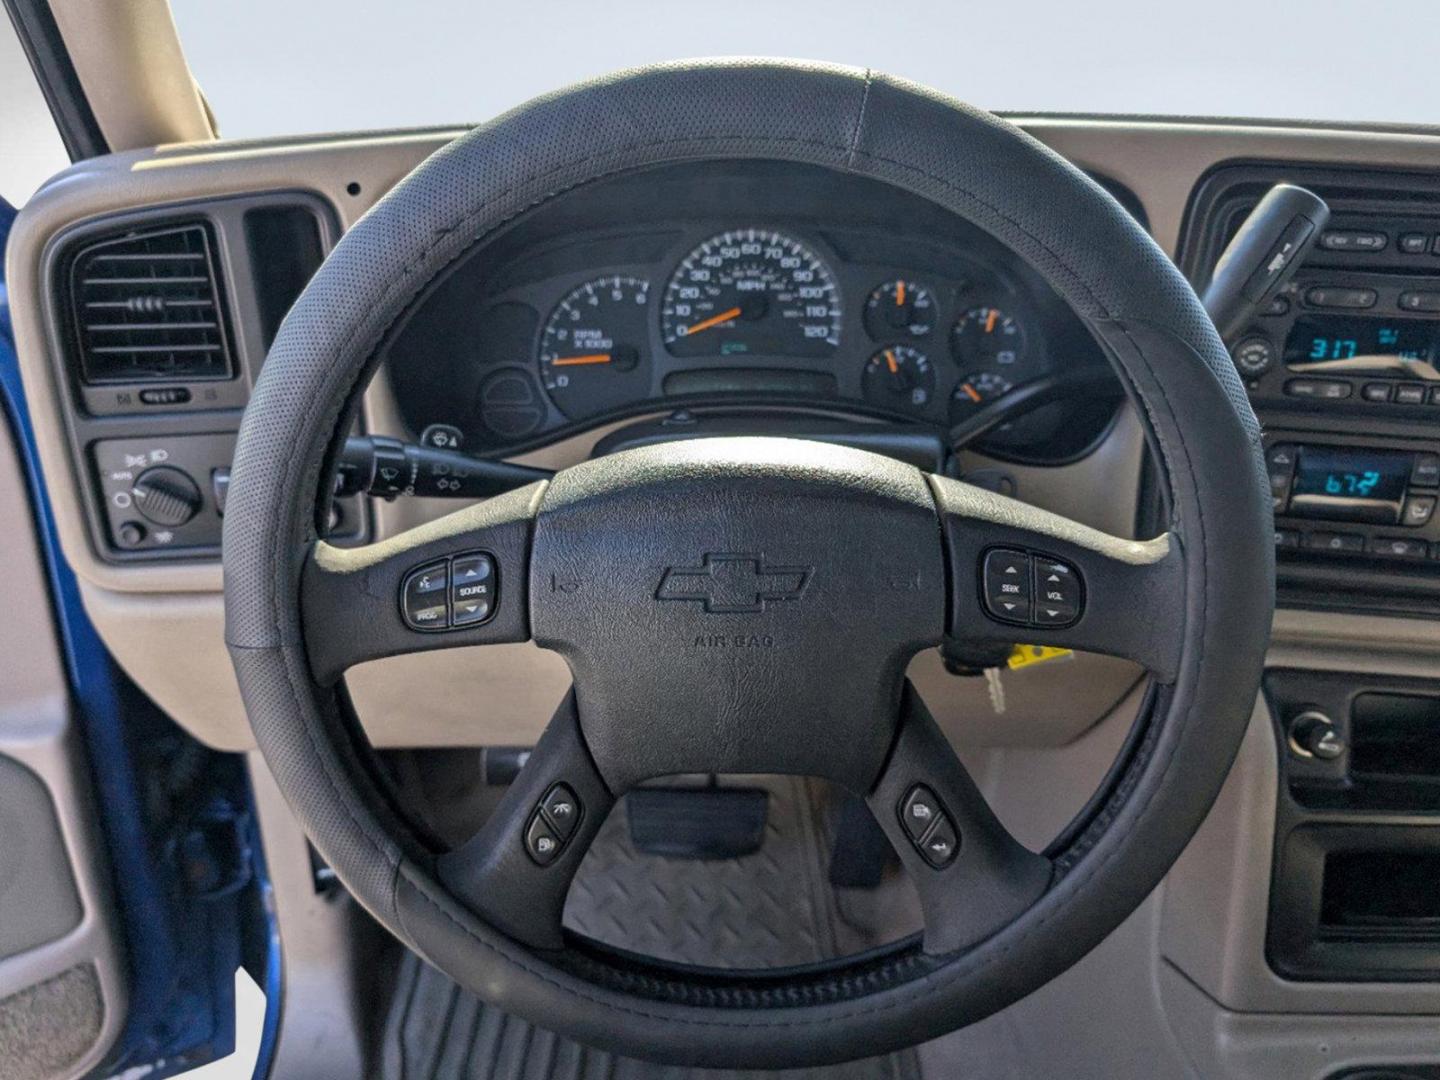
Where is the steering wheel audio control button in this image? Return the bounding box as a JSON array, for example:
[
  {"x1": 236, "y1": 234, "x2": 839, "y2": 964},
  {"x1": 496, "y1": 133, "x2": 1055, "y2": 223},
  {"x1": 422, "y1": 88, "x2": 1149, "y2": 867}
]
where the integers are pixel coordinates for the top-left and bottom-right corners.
[
  {"x1": 1034, "y1": 560, "x2": 1081, "y2": 625},
  {"x1": 540, "y1": 783, "x2": 581, "y2": 840},
  {"x1": 900, "y1": 785, "x2": 943, "y2": 842},
  {"x1": 401, "y1": 561, "x2": 451, "y2": 630},
  {"x1": 897, "y1": 785, "x2": 960, "y2": 868},
  {"x1": 981, "y1": 549, "x2": 1084, "y2": 628},
  {"x1": 919, "y1": 816, "x2": 959, "y2": 869},
  {"x1": 524, "y1": 812, "x2": 563, "y2": 866},
  {"x1": 451, "y1": 552, "x2": 497, "y2": 626},
  {"x1": 982, "y1": 549, "x2": 1032, "y2": 623}
]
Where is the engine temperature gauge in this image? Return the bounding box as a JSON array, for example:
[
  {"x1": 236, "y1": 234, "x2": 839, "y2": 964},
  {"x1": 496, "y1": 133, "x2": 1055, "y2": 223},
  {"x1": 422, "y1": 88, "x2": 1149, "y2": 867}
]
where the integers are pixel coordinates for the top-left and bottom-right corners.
[
  {"x1": 864, "y1": 280, "x2": 936, "y2": 340},
  {"x1": 862, "y1": 346, "x2": 936, "y2": 412}
]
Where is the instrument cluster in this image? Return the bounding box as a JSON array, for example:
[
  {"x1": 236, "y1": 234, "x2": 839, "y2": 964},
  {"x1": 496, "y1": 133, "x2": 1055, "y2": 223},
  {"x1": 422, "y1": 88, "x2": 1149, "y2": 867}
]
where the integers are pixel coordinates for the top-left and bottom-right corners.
[{"x1": 382, "y1": 162, "x2": 1116, "y2": 460}]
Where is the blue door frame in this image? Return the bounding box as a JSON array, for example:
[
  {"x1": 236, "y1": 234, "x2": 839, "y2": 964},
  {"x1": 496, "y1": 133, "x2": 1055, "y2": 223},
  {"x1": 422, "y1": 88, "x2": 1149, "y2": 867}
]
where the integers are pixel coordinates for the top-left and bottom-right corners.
[{"x1": 1, "y1": 199, "x2": 281, "y2": 1079}]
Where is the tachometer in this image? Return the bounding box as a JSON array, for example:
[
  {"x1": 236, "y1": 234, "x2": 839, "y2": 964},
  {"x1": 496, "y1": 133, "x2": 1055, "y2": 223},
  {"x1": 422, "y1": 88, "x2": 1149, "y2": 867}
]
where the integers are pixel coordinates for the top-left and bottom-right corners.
[
  {"x1": 661, "y1": 229, "x2": 840, "y2": 358},
  {"x1": 538, "y1": 276, "x2": 651, "y2": 419}
]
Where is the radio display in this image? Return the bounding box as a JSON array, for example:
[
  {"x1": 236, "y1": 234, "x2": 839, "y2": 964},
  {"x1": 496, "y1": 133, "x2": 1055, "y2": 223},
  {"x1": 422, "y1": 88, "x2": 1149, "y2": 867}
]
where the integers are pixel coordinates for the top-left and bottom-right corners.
[
  {"x1": 1289, "y1": 446, "x2": 1411, "y2": 524},
  {"x1": 1284, "y1": 316, "x2": 1438, "y2": 369}
]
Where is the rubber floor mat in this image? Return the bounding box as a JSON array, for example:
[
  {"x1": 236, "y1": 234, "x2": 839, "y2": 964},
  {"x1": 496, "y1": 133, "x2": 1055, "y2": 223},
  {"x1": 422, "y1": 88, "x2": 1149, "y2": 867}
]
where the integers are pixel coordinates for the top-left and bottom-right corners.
[
  {"x1": 562, "y1": 775, "x2": 849, "y2": 968},
  {"x1": 379, "y1": 948, "x2": 923, "y2": 1080}
]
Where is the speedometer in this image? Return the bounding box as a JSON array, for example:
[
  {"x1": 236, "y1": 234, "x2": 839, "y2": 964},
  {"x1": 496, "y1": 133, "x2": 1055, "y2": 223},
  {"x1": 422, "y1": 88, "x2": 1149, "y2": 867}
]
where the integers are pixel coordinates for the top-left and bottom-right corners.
[{"x1": 661, "y1": 229, "x2": 840, "y2": 358}]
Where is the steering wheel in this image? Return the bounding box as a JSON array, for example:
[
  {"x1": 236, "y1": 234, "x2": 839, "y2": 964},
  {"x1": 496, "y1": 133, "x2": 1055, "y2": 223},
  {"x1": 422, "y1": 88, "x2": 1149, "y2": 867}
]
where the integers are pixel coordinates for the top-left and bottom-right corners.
[{"x1": 224, "y1": 60, "x2": 1273, "y2": 1069}]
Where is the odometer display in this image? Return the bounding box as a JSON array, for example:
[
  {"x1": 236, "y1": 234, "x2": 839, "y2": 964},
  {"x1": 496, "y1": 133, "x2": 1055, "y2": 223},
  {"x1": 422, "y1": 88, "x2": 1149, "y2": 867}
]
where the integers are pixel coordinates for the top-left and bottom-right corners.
[{"x1": 661, "y1": 229, "x2": 840, "y2": 358}]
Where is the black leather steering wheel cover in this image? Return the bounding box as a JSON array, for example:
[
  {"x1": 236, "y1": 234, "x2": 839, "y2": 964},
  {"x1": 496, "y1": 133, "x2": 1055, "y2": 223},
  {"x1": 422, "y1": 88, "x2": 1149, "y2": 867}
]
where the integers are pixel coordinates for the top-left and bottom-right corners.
[{"x1": 224, "y1": 59, "x2": 1273, "y2": 1067}]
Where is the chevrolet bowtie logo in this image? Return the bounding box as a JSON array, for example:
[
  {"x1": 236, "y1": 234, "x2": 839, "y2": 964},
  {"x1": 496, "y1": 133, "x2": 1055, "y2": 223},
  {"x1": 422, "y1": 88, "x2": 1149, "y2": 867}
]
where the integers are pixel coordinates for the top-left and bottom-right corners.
[{"x1": 656, "y1": 553, "x2": 812, "y2": 614}]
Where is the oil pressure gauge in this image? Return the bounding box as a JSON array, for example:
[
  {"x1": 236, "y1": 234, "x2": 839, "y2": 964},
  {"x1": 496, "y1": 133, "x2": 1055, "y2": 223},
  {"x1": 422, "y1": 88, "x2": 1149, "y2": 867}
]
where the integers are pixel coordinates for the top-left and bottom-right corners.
[{"x1": 864, "y1": 280, "x2": 936, "y2": 340}]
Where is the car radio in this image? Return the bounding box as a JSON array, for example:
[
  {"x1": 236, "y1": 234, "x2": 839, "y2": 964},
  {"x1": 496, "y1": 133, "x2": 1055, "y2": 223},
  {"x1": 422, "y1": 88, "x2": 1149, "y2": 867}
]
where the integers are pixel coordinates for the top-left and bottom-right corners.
[{"x1": 1230, "y1": 273, "x2": 1440, "y2": 411}]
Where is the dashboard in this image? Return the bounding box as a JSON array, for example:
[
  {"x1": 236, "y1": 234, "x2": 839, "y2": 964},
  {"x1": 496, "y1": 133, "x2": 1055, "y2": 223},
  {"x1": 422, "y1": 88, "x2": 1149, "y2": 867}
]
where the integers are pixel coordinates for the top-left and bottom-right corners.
[{"x1": 381, "y1": 161, "x2": 1117, "y2": 462}]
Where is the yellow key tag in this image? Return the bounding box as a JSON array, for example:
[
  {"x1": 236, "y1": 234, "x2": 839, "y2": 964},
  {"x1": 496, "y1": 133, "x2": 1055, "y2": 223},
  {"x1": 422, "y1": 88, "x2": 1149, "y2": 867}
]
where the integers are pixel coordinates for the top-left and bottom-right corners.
[{"x1": 1006, "y1": 644, "x2": 1074, "y2": 670}]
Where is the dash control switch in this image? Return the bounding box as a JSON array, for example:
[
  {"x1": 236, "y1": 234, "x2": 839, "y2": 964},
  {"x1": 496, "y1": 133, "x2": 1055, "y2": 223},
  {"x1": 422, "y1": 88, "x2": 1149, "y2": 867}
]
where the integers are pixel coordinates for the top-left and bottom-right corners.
[{"x1": 899, "y1": 784, "x2": 960, "y2": 869}]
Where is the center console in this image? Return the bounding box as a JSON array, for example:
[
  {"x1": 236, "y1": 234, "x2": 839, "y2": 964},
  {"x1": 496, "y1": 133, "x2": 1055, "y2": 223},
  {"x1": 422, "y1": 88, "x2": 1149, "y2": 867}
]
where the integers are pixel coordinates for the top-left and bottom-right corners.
[{"x1": 1183, "y1": 163, "x2": 1440, "y2": 617}]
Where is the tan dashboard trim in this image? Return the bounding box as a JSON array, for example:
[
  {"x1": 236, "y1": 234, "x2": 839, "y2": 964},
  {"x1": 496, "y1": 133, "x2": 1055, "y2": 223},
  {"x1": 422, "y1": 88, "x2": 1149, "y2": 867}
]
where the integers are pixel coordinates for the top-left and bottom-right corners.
[{"x1": 9, "y1": 118, "x2": 1440, "y2": 750}]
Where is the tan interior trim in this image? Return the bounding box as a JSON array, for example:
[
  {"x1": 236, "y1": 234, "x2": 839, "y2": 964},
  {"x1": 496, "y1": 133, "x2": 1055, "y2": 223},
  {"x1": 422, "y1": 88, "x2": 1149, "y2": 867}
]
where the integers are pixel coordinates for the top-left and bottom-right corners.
[{"x1": 48, "y1": 0, "x2": 215, "y2": 151}]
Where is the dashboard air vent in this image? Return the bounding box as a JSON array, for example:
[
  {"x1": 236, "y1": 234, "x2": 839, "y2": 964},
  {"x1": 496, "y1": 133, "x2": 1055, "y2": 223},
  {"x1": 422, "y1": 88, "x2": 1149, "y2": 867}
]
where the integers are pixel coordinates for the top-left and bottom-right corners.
[{"x1": 68, "y1": 222, "x2": 234, "y2": 384}]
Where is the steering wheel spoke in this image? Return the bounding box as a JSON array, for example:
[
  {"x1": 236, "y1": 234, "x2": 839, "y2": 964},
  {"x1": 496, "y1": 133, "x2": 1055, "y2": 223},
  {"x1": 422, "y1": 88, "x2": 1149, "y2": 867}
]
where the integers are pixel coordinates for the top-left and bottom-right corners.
[
  {"x1": 929, "y1": 473, "x2": 1186, "y2": 682},
  {"x1": 435, "y1": 690, "x2": 614, "y2": 951},
  {"x1": 300, "y1": 480, "x2": 545, "y2": 683},
  {"x1": 869, "y1": 682, "x2": 1052, "y2": 956}
]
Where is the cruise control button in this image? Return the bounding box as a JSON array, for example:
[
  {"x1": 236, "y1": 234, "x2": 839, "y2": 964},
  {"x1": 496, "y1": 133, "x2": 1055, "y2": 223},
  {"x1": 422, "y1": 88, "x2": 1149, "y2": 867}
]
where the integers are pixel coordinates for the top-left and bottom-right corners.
[
  {"x1": 540, "y1": 783, "x2": 581, "y2": 840},
  {"x1": 918, "y1": 816, "x2": 959, "y2": 868},
  {"x1": 525, "y1": 813, "x2": 563, "y2": 866},
  {"x1": 900, "y1": 785, "x2": 943, "y2": 842},
  {"x1": 983, "y1": 549, "x2": 1032, "y2": 624},
  {"x1": 402, "y1": 561, "x2": 450, "y2": 631}
]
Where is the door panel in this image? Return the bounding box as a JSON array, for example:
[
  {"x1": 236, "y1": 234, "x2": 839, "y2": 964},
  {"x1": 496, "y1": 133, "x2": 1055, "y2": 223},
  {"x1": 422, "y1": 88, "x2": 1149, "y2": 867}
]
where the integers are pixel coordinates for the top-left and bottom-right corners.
[{"x1": 0, "y1": 302, "x2": 126, "y2": 1078}]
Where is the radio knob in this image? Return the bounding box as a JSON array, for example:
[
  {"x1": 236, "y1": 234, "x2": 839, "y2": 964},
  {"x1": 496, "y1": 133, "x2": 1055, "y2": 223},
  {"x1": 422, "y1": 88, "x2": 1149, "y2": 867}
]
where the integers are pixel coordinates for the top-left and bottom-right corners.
[
  {"x1": 1232, "y1": 335, "x2": 1277, "y2": 378},
  {"x1": 132, "y1": 465, "x2": 202, "y2": 527}
]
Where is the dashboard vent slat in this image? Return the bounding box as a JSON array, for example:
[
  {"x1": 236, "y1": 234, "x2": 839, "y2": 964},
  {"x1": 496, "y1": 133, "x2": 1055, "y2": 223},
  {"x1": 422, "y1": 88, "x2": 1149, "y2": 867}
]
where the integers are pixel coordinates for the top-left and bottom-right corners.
[{"x1": 68, "y1": 223, "x2": 235, "y2": 384}]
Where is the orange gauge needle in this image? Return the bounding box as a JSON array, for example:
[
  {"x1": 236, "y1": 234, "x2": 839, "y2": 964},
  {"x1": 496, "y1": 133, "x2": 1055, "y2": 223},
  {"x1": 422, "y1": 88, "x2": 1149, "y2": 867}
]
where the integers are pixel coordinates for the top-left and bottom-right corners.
[
  {"x1": 550, "y1": 353, "x2": 613, "y2": 367},
  {"x1": 895, "y1": 281, "x2": 906, "y2": 307},
  {"x1": 984, "y1": 309, "x2": 998, "y2": 334},
  {"x1": 682, "y1": 306, "x2": 742, "y2": 337},
  {"x1": 959, "y1": 382, "x2": 982, "y2": 403},
  {"x1": 884, "y1": 349, "x2": 900, "y2": 374}
]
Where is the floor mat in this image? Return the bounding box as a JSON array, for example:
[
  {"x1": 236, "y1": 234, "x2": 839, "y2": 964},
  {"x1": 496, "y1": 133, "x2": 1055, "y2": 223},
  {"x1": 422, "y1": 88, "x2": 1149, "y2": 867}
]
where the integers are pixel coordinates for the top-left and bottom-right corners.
[
  {"x1": 563, "y1": 775, "x2": 857, "y2": 968},
  {"x1": 380, "y1": 949, "x2": 923, "y2": 1080},
  {"x1": 381, "y1": 776, "x2": 923, "y2": 1078}
]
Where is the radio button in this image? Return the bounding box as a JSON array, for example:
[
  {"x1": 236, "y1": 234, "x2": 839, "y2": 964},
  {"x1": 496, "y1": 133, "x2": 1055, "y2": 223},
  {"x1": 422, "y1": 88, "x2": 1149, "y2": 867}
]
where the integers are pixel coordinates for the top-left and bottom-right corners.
[
  {"x1": 1361, "y1": 382, "x2": 1394, "y2": 403},
  {"x1": 1402, "y1": 495, "x2": 1436, "y2": 528},
  {"x1": 1371, "y1": 537, "x2": 1429, "y2": 559},
  {"x1": 1320, "y1": 230, "x2": 1387, "y2": 253},
  {"x1": 1411, "y1": 454, "x2": 1440, "y2": 488},
  {"x1": 1304, "y1": 531, "x2": 1365, "y2": 554},
  {"x1": 1285, "y1": 378, "x2": 1352, "y2": 400},
  {"x1": 1275, "y1": 529, "x2": 1301, "y2": 550},
  {"x1": 1399, "y1": 233, "x2": 1430, "y2": 254},
  {"x1": 1398, "y1": 291, "x2": 1440, "y2": 314},
  {"x1": 1395, "y1": 384, "x2": 1427, "y2": 406},
  {"x1": 1305, "y1": 286, "x2": 1376, "y2": 309}
]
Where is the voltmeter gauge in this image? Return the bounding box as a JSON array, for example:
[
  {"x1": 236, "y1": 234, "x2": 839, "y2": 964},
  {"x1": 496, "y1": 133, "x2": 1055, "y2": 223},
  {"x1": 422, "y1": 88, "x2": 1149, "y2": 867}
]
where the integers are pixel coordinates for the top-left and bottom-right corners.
[{"x1": 951, "y1": 306, "x2": 1030, "y2": 377}]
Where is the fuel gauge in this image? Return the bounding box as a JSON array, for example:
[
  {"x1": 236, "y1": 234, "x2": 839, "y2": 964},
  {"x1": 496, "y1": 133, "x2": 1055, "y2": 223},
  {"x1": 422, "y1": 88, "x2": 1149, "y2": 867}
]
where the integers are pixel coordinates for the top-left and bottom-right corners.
[{"x1": 863, "y1": 346, "x2": 936, "y2": 412}]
